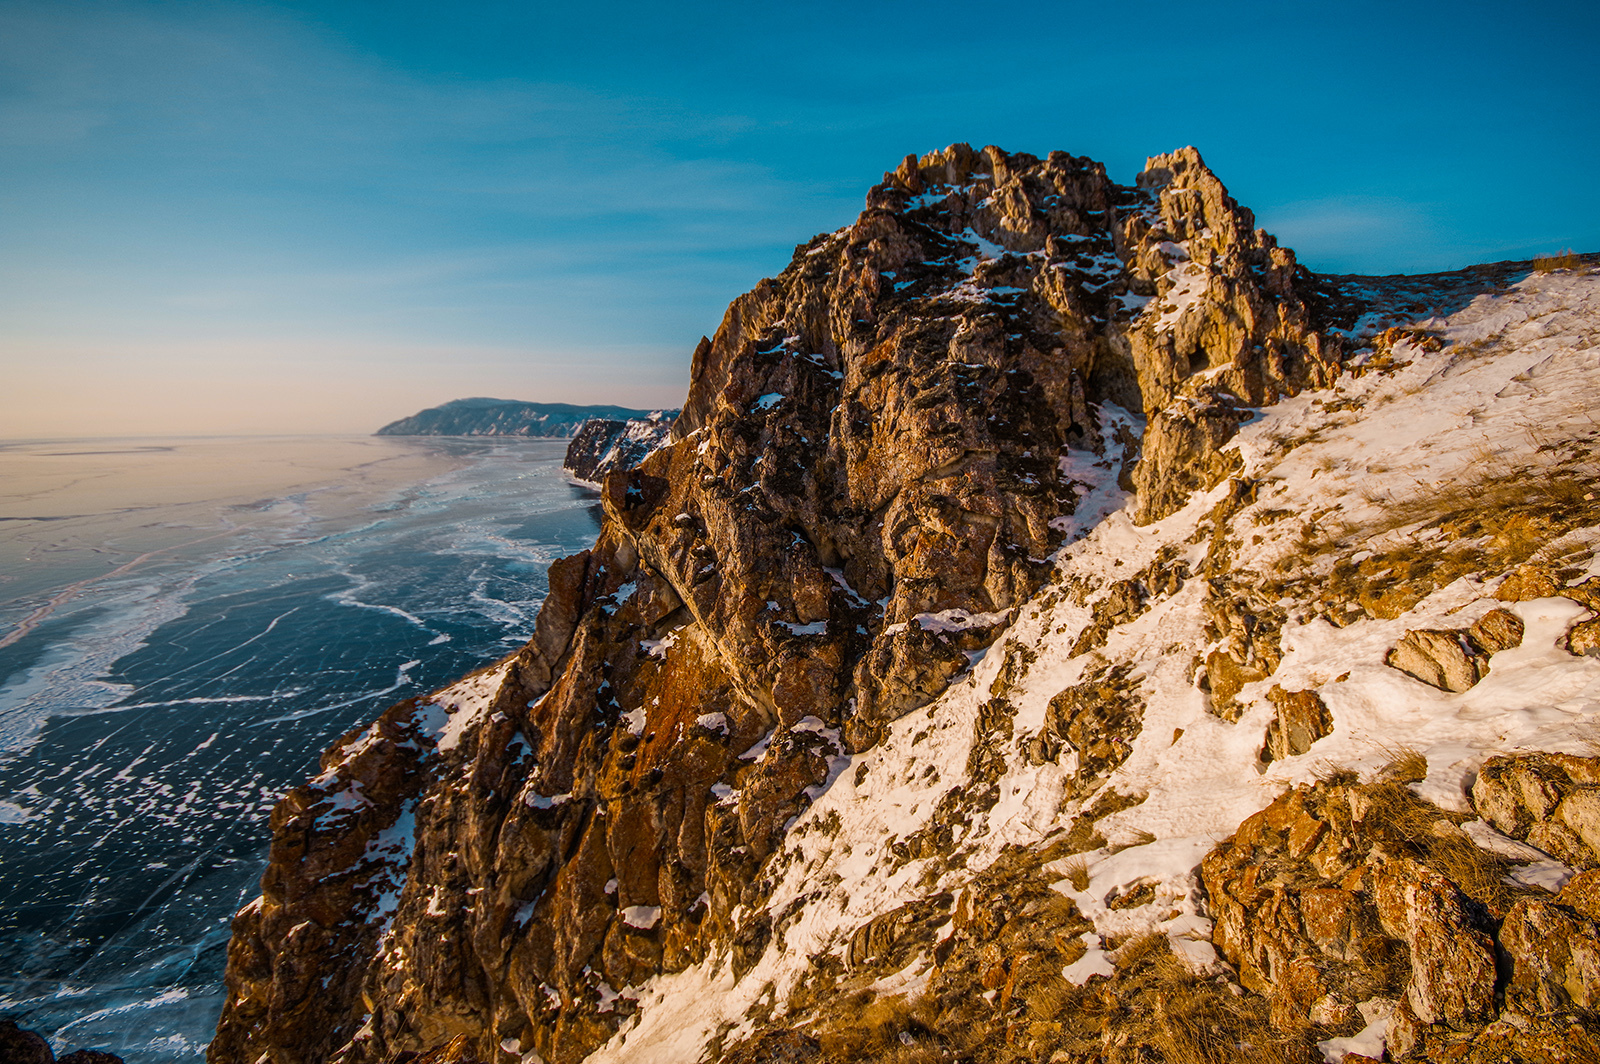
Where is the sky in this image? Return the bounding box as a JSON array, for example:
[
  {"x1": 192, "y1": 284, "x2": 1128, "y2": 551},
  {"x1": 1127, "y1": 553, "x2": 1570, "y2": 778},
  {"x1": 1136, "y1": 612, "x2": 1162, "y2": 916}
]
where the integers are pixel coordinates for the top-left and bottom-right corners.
[{"x1": 1, "y1": 0, "x2": 1596, "y2": 437}]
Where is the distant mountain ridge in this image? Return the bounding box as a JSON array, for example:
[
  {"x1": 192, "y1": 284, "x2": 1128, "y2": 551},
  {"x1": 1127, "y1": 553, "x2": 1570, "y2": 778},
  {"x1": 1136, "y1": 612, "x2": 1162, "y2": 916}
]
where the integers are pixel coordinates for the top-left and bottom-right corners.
[{"x1": 374, "y1": 398, "x2": 675, "y2": 437}]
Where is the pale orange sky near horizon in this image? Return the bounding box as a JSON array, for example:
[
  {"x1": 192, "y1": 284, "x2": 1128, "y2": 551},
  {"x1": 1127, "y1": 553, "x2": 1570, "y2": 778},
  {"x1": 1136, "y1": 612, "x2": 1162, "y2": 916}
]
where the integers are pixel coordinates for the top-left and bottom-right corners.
[{"x1": 1, "y1": 337, "x2": 691, "y2": 439}]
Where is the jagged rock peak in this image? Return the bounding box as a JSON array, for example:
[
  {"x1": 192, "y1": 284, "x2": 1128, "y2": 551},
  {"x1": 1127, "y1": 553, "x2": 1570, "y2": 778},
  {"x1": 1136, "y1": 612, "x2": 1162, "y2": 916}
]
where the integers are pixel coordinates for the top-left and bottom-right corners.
[
  {"x1": 198, "y1": 148, "x2": 1600, "y2": 1064},
  {"x1": 213, "y1": 143, "x2": 1356, "y2": 1064}
]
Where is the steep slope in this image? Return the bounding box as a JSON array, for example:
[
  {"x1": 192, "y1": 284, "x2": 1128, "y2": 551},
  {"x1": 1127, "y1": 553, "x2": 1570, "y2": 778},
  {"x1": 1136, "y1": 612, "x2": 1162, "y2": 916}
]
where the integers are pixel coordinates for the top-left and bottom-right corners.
[
  {"x1": 376, "y1": 399, "x2": 669, "y2": 438},
  {"x1": 211, "y1": 146, "x2": 1600, "y2": 1064}
]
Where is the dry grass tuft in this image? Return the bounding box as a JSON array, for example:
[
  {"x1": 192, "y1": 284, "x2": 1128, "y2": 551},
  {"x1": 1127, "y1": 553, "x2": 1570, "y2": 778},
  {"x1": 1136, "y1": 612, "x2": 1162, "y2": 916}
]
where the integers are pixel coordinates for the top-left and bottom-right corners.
[
  {"x1": 1060, "y1": 856, "x2": 1091, "y2": 892},
  {"x1": 1110, "y1": 934, "x2": 1315, "y2": 1064},
  {"x1": 1429, "y1": 833, "x2": 1521, "y2": 915},
  {"x1": 814, "y1": 992, "x2": 918, "y2": 1058},
  {"x1": 1378, "y1": 744, "x2": 1429, "y2": 783},
  {"x1": 1355, "y1": 772, "x2": 1531, "y2": 916},
  {"x1": 1112, "y1": 930, "x2": 1167, "y2": 970},
  {"x1": 1534, "y1": 249, "x2": 1580, "y2": 272},
  {"x1": 1361, "y1": 778, "x2": 1441, "y2": 845}
]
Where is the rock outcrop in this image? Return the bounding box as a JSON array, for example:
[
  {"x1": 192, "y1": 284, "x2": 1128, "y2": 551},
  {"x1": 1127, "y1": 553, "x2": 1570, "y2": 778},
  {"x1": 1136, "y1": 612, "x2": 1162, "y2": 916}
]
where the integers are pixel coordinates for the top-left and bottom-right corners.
[
  {"x1": 0, "y1": 1022, "x2": 125, "y2": 1064},
  {"x1": 1203, "y1": 759, "x2": 1600, "y2": 1061},
  {"x1": 1385, "y1": 608, "x2": 1525, "y2": 692},
  {"x1": 210, "y1": 147, "x2": 1600, "y2": 1064},
  {"x1": 1473, "y1": 752, "x2": 1600, "y2": 870},
  {"x1": 562, "y1": 414, "x2": 676, "y2": 484}
]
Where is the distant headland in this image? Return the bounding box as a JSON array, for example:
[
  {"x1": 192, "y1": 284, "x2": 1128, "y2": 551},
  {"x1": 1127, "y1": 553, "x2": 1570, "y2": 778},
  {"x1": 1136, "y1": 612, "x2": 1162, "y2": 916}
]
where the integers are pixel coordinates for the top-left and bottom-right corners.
[{"x1": 374, "y1": 397, "x2": 675, "y2": 437}]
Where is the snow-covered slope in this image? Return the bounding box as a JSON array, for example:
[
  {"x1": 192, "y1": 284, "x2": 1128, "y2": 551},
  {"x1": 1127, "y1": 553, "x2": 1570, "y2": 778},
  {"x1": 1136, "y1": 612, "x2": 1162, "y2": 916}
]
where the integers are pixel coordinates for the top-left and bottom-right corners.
[{"x1": 591, "y1": 266, "x2": 1600, "y2": 1063}]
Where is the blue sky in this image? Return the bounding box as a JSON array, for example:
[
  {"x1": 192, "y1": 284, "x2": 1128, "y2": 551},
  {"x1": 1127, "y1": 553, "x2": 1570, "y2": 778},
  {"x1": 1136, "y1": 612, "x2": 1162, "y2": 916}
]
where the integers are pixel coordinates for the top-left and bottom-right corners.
[{"x1": 2, "y1": 0, "x2": 1595, "y2": 435}]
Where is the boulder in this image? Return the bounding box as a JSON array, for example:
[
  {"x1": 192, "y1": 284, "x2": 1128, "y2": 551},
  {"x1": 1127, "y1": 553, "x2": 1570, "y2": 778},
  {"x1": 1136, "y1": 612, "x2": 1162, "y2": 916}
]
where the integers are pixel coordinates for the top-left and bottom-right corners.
[
  {"x1": 1467, "y1": 606, "x2": 1524, "y2": 652},
  {"x1": 1385, "y1": 628, "x2": 1489, "y2": 691},
  {"x1": 1262, "y1": 684, "x2": 1333, "y2": 762},
  {"x1": 1373, "y1": 857, "x2": 1497, "y2": 1025},
  {"x1": 1558, "y1": 867, "x2": 1600, "y2": 920},
  {"x1": 1567, "y1": 617, "x2": 1600, "y2": 657},
  {"x1": 1558, "y1": 787, "x2": 1600, "y2": 860},
  {"x1": 1205, "y1": 649, "x2": 1266, "y2": 722},
  {"x1": 1500, "y1": 897, "x2": 1600, "y2": 1012},
  {"x1": 1472, "y1": 752, "x2": 1600, "y2": 867}
]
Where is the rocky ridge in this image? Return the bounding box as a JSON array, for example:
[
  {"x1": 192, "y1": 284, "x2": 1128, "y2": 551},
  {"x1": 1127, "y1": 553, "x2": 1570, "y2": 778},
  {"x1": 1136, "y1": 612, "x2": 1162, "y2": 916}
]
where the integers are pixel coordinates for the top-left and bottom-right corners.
[{"x1": 212, "y1": 146, "x2": 1600, "y2": 1064}]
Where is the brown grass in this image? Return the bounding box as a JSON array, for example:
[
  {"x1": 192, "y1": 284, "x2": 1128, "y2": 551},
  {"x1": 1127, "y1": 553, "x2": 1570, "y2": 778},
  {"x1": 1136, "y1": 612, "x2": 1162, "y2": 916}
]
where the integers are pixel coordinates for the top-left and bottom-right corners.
[
  {"x1": 1361, "y1": 778, "x2": 1439, "y2": 843},
  {"x1": 1357, "y1": 773, "x2": 1529, "y2": 916},
  {"x1": 1378, "y1": 744, "x2": 1429, "y2": 783},
  {"x1": 1111, "y1": 936, "x2": 1316, "y2": 1064},
  {"x1": 1534, "y1": 249, "x2": 1580, "y2": 272},
  {"x1": 814, "y1": 992, "x2": 918, "y2": 1058},
  {"x1": 1060, "y1": 855, "x2": 1091, "y2": 891},
  {"x1": 1112, "y1": 930, "x2": 1167, "y2": 970},
  {"x1": 1276, "y1": 464, "x2": 1600, "y2": 622}
]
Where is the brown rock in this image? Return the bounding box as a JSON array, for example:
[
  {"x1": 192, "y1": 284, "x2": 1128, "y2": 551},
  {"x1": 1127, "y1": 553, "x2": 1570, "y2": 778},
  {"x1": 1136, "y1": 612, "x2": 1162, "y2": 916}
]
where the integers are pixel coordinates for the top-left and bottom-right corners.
[
  {"x1": 1262, "y1": 685, "x2": 1333, "y2": 762},
  {"x1": 1385, "y1": 628, "x2": 1488, "y2": 692},
  {"x1": 1467, "y1": 606, "x2": 1524, "y2": 652},
  {"x1": 1557, "y1": 867, "x2": 1600, "y2": 921},
  {"x1": 1376, "y1": 859, "x2": 1496, "y2": 1024},
  {"x1": 407, "y1": 1035, "x2": 484, "y2": 1064},
  {"x1": 1205, "y1": 649, "x2": 1266, "y2": 722},
  {"x1": 0, "y1": 1023, "x2": 53, "y2": 1064},
  {"x1": 1473, "y1": 754, "x2": 1569, "y2": 836},
  {"x1": 1473, "y1": 753, "x2": 1600, "y2": 868},
  {"x1": 1527, "y1": 819, "x2": 1594, "y2": 869},
  {"x1": 1557, "y1": 787, "x2": 1600, "y2": 862},
  {"x1": 1566, "y1": 617, "x2": 1600, "y2": 657},
  {"x1": 1499, "y1": 897, "x2": 1600, "y2": 1012},
  {"x1": 1384, "y1": 995, "x2": 1425, "y2": 1060},
  {"x1": 1044, "y1": 662, "x2": 1145, "y2": 790},
  {"x1": 208, "y1": 142, "x2": 1350, "y2": 1064},
  {"x1": 1497, "y1": 563, "x2": 1561, "y2": 602},
  {"x1": 1564, "y1": 576, "x2": 1600, "y2": 610}
]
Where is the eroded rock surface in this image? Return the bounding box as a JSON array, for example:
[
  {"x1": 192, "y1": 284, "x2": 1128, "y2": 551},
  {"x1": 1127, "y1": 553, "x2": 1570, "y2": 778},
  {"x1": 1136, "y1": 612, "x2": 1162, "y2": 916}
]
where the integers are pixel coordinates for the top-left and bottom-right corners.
[
  {"x1": 562, "y1": 414, "x2": 676, "y2": 483},
  {"x1": 1473, "y1": 752, "x2": 1600, "y2": 869}
]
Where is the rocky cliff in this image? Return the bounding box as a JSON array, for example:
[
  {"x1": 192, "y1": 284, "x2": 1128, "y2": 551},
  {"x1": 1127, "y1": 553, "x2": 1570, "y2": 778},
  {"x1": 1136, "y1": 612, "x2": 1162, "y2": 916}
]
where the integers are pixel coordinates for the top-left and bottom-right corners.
[
  {"x1": 562, "y1": 414, "x2": 677, "y2": 484},
  {"x1": 212, "y1": 145, "x2": 1600, "y2": 1064},
  {"x1": 375, "y1": 399, "x2": 669, "y2": 438}
]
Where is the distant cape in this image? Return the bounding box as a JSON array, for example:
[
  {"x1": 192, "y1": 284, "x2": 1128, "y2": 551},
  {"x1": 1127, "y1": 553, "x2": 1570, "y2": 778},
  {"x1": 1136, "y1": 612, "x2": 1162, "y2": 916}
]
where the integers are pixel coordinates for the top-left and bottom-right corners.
[{"x1": 374, "y1": 398, "x2": 675, "y2": 437}]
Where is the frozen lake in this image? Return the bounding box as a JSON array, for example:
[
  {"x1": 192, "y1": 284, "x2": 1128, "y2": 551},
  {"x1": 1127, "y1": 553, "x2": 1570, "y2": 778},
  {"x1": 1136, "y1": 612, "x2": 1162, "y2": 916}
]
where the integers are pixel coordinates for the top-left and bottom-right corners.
[{"x1": 0, "y1": 435, "x2": 599, "y2": 1063}]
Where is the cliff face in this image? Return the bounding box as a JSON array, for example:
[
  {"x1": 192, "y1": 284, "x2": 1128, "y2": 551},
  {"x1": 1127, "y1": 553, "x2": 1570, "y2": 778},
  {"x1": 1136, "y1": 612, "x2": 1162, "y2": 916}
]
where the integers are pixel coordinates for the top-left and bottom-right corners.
[
  {"x1": 375, "y1": 400, "x2": 670, "y2": 438},
  {"x1": 212, "y1": 147, "x2": 1600, "y2": 1064}
]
